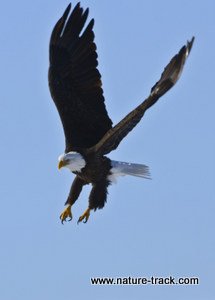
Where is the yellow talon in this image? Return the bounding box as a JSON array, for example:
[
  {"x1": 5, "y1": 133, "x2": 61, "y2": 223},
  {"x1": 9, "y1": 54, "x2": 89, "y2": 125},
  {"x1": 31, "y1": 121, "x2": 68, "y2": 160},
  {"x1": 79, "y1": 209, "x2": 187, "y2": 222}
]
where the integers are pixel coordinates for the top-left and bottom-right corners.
[
  {"x1": 60, "y1": 204, "x2": 72, "y2": 224},
  {"x1": 77, "y1": 208, "x2": 91, "y2": 224}
]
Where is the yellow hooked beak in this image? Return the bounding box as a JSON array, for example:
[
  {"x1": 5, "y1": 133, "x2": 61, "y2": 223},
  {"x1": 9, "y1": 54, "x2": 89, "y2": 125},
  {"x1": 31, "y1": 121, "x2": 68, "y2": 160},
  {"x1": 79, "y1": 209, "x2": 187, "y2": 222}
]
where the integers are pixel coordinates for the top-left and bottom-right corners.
[{"x1": 58, "y1": 160, "x2": 66, "y2": 170}]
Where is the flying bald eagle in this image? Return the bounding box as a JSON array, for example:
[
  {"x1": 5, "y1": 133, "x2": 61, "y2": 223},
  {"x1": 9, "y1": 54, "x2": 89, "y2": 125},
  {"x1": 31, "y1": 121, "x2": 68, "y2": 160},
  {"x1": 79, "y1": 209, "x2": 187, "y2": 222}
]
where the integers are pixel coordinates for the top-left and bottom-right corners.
[{"x1": 48, "y1": 3, "x2": 194, "y2": 224}]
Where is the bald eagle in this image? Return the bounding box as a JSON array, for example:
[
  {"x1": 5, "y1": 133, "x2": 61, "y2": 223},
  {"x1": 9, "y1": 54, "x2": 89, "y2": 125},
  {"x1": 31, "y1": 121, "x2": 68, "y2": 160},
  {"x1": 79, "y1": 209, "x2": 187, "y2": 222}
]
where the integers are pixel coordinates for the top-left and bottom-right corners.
[{"x1": 48, "y1": 3, "x2": 194, "y2": 224}]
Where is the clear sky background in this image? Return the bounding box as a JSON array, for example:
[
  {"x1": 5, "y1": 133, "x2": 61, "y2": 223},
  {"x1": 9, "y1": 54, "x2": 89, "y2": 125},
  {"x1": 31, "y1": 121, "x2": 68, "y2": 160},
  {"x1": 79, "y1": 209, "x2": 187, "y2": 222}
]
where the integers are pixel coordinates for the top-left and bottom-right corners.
[{"x1": 0, "y1": 1, "x2": 214, "y2": 299}]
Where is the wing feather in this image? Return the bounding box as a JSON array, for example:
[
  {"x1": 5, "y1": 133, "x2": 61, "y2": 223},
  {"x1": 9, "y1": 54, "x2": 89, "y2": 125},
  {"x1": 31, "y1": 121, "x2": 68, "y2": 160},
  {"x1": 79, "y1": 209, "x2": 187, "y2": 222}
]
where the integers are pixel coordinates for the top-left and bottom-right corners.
[
  {"x1": 49, "y1": 3, "x2": 112, "y2": 152},
  {"x1": 89, "y1": 38, "x2": 194, "y2": 156}
]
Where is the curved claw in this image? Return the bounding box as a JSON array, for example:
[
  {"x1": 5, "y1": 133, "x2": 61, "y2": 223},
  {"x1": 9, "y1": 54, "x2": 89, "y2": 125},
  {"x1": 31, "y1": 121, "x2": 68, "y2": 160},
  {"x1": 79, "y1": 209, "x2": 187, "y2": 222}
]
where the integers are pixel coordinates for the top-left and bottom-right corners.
[
  {"x1": 77, "y1": 208, "x2": 90, "y2": 224},
  {"x1": 59, "y1": 205, "x2": 72, "y2": 224}
]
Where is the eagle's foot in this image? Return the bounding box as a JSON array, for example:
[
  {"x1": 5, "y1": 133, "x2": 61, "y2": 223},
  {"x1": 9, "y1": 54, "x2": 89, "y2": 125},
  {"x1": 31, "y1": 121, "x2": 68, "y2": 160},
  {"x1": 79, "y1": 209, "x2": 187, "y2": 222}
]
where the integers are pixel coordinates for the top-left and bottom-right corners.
[
  {"x1": 60, "y1": 204, "x2": 72, "y2": 224},
  {"x1": 77, "y1": 208, "x2": 90, "y2": 224}
]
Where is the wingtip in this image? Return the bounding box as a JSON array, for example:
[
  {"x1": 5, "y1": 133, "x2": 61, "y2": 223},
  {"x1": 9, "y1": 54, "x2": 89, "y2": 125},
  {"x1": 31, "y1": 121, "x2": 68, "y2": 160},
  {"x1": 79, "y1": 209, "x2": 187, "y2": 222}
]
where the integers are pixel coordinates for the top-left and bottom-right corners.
[
  {"x1": 190, "y1": 36, "x2": 195, "y2": 43},
  {"x1": 63, "y1": 3, "x2": 72, "y2": 19},
  {"x1": 85, "y1": 7, "x2": 89, "y2": 16},
  {"x1": 90, "y1": 18, "x2": 95, "y2": 27},
  {"x1": 186, "y1": 36, "x2": 195, "y2": 56},
  {"x1": 82, "y1": 7, "x2": 89, "y2": 20},
  {"x1": 66, "y1": 3, "x2": 72, "y2": 11},
  {"x1": 150, "y1": 36, "x2": 195, "y2": 97},
  {"x1": 75, "y1": 2, "x2": 81, "y2": 9},
  {"x1": 85, "y1": 18, "x2": 95, "y2": 31},
  {"x1": 188, "y1": 36, "x2": 195, "y2": 47}
]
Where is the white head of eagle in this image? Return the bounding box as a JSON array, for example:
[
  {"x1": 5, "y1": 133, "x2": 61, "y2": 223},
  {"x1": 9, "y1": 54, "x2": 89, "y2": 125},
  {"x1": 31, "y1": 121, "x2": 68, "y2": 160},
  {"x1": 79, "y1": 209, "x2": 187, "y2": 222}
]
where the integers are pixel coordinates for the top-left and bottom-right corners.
[{"x1": 58, "y1": 152, "x2": 86, "y2": 172}]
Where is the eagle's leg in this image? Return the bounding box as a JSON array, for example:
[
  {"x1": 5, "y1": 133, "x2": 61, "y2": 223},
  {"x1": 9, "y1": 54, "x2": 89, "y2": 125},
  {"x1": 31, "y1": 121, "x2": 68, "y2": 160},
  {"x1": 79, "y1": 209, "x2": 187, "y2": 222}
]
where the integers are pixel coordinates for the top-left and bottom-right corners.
[
  {"x1": 60, "y1": 176, "x2": 86, "y2": 224},
  {"x1": 77, "y1": 180, "x2": 109, "y2": 224}
]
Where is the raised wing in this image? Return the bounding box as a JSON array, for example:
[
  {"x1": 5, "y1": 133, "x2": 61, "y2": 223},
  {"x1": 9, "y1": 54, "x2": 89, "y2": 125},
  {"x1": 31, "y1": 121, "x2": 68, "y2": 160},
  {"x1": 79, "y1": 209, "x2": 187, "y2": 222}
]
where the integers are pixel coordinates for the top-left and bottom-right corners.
[
  {"x1": 48, "y1": 3, "x2": 112, "y2": 152},
  {"x1": 89, "y1": 37, "x2": 194, "y2": 156}
]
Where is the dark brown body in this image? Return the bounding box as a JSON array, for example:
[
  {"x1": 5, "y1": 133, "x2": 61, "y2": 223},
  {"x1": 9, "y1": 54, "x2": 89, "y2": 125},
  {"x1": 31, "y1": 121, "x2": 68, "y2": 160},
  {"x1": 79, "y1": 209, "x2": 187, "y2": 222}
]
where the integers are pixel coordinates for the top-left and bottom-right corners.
[{"x1": 66, "y1": 154, "x2": 112, "y2": 210}]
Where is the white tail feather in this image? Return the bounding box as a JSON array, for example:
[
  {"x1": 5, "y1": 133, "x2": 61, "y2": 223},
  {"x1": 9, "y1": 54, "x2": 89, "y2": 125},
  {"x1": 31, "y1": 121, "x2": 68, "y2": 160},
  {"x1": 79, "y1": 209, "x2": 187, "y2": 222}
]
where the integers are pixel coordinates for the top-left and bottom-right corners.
[{"x1": 108, "y1": 160, "x2": 151, "y2": 183}]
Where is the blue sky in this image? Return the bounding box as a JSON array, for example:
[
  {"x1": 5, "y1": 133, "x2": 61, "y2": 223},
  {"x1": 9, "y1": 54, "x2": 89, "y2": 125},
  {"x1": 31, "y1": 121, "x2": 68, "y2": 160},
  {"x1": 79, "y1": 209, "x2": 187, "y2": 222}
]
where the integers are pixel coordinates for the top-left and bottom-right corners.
[{"x1": 0, "y1": 0, "x2": 214, "y2": 299}]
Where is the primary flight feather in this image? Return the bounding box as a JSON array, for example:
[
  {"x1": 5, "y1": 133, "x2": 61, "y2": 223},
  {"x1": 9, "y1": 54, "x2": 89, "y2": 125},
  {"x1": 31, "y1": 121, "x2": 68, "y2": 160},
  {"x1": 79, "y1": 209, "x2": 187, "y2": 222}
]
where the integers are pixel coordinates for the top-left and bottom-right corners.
[{"x1": 48, "y1": 3, "x2": 194, "y2": 224}]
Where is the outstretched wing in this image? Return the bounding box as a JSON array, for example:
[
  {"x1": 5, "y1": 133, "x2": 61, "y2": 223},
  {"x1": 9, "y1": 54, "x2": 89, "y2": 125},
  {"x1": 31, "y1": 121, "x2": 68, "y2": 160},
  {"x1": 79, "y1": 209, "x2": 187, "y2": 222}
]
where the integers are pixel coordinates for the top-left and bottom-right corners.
[
  {"x1": 48, "y1": 3, "x2": 112, "y2": 153},
  {"x1": 89, "y1": 37, "x2": 194, "y2": 156}
]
